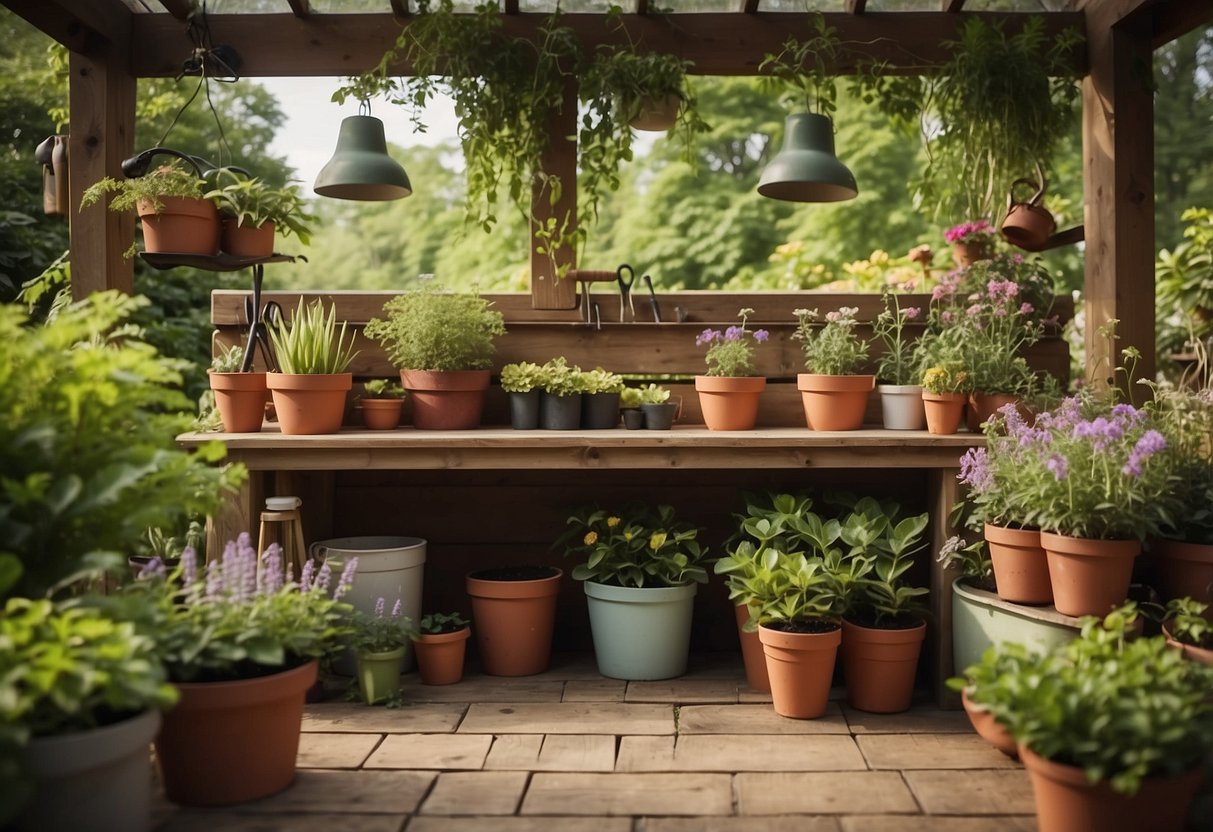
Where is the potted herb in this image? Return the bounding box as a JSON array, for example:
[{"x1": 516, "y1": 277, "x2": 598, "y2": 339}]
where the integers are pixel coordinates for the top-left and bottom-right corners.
[
  {"x1": 349, "y1": 596, "x2": 413, "y2": 705},
  {"x1": 266, "y1": 298, "x2": 359, "y2": 435},
  {"x1": 946, "y1": 639, "x2": 1029, "y2": 758},
  {"x1": 792, "y1": 306, "x2": 873, "y2": 431},
  {"x1": 204, "y1": 170, "x2": 314, "y2": 259},
  {"x1": 80, "y1": 160, "x2": 219, "y2": 256},
  {"x1": 501, "y1": 361, "x2": 545, "y2": 430},
  {"x1": 560, "y1": 504, "x2": 709, "y2": 680},
  {"x1": 364, "y1": 285, "x2": 506, "y2": 430},
  {"x1": 693, "y1": 307, "x2": 770, "y2": 431},
  {"x1": 638, "y1": 383, "x2": 677, "y2": 430},
  {"x1": 411, "y1": 612, "x2": 471, "y2": 685},
  {"x1": 872, "y1": 291, "x2": 926, "y2": 430},
  {"x1": 944, "y1": 219, "x2": 998, "y2": 267},
  {"x1": 208, "y1": 343, "x2": 267, "y2": 433},
  {"x1": 358, "y1": 379, "x2": 406, "y2": 431},
  {"x1": 579, "y1": 367, "x2": 625, "y2": 430},
  {"x1": 920, "y1": 361, "x2": 971, "y2": 436},
  {"x1": 538, "y1": 357, "x2": 583, "y2": 431},
  {"x1": 619, "y1": 386, "x2": 645, "y2": 430},
  {"x1": 1161, "y1": 597, "x2": 1212, "y2": 666}
]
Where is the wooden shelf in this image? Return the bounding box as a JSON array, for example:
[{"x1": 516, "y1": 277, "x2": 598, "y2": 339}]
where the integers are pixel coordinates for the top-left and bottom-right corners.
[{"x1": 140, "y1": 252, "x2": 297, "y2": 272}]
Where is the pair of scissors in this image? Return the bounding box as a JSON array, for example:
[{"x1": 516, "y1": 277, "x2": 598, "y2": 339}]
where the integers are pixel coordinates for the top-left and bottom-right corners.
[
  {"x1": 241, "y1": 268, "x2": 283, "y2": 372},
  {"x1": 616, "y1": 264, "x2": 637, "y2": 322}
]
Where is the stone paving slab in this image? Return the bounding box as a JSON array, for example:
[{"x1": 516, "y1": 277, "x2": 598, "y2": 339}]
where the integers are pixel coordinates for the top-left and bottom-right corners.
[
  {"x1": 617, "y1": 734, "x2": 867, "y2": 772},
  {"x1": 459, "y1": 702, "x2": 674, "y2": 735},
  {"x1": 158, "y1": 770, "x2": 434, "y2": 817},
  {"x1": 407, "y1": 817, "x2": 632, "y2": 832},
  {"x1": 398, "y1": 678, "x2": 565, "y2": 703},
  {"x1": 303, "y1": 703, "x2": 467, "y2": 733},
  {"x1": 839, "y1": 814, "x2": 1036, "y2": 831},
  {"x1": 521, "y1": 772, "x2": 734, "y2": 816},
  {"x1": 365, "y1": 733, "x2": 493, "y2": 770},
  {"x1": 626, "y1": 678, "x2": 741, "y2": 703},
  {"x1": 902, "y1": 769, "x2": 1035, "y2": 815},
  {"x1": 640, "y1": 818, "x2": 842, "y2": 832},
  {"x1": 419, "y1": 771, "x2": 529, "y2": 815},
  {"x1": 157, "y1": 813, "x2": 406, "y2": 832},
  {"x1": 734, "y1": 771, "x2": 919, "y2": 815},
  {"x1": 562, "y1": 679, "x2": 627, "y2": 702},
  {"x1": 737, "y1": 688, "x2": 774, "y2": 704},
  {"x1": 297, "y1": 732, "x2": 382, "y2": 769},
  {"x1": 842, "y1": 706, "x2": 973, "y2": 734},
  {"x1": 485, "y1": 734, "x2": 617, "y2": 771},
  {"x1": 524, "y1": 654, "x2": 613, "y2": 681},
  {"x1": 857, "y1": 734, "x2": 1020, "y2": 770},
  {"x1": 678, "y1": 703, "x2": 848, "y2": 734}
]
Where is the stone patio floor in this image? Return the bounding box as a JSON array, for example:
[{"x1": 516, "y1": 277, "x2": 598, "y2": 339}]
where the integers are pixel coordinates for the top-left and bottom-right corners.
[{"x1": 153, "y1": 654, "x2": 1036, "y2": 832}]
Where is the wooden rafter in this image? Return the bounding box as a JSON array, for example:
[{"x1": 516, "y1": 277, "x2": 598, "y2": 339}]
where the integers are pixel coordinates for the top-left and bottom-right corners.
[
  {"x1": 943, "y1": 0, "x2": 966, "y2": 13},
  {"x1": 504, "y1": 0, "x2": 520, "y2": 14},
  {"x1": 4, "y1": 0, "x2": 130, "y2": 53},
  {"x1": 846, "y1": 0, "x2": 868, "y2": 14},
  {"x1": 637, "y1": 0, "x2": 650, "y2": 16},
  {"x1": 285, "y1": 0, "x2": 310, "y2": 19},
  {"x1": 157, "y1": 0, "x2": 193, "y2": 19},
  {"x1": 389, "y1": 0, "x2": 409, "y2": 19},
  {"x1": 1150, "y1": 0, "x2": 1213, "y2": 47},
  {"x1": 740, "y1": 0, "x2": 759, "y2": 13}
]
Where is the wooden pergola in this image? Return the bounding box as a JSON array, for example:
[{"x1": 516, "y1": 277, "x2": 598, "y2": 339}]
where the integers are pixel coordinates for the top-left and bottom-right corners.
[{"x1": 3, "y1": 0, "x2": 1211, "y2": 381}]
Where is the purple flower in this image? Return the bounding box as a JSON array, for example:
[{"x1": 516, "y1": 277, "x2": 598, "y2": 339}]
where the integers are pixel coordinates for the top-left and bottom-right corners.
[
  {"x1": 1046, "y1": 454, "x2": 1069, "y2": 481},
  {"x1": 335, "y1": 557, "x2": 358, "y2": 598},
  {"x1": 724, "y1": 326, "x2": 743, "y2": 341},
  {"x1": 260, "y1": 543, "x2": 283, "y2": 594},
  {"x1": 300, "y1": 558, "x2": 315, "y2": 590},
  {"x1": 138, "y1": 557, "x2": 166, "y2": 580},
  {"x1": 374, "y1": 596, "x2": 386, "y2": 617},
  {"x1": 391, "y1": 598, "x2": 403, "y2": 618},
  {"x1": 314, "y1": 561, "x2": 333, "y2": 593},
  {"x1": 903, "y1": 307, "x2": 921, "y2": 320},
  {"x1": 182, "y1": 546, "x2": 197, "y2": 590},
  {"x1": 940, "y1": 310, "x2": 954, "y2": 324},
  {"x1": 695, "y1": 328, "x2": 718, "y2": 347},
  {"x1": 959, "y1": 448, "x2": 994, "y2": 492},
  {"x1": 205, "y1": 560, "x2": 224, "y2": 600},
  {"x1": 753, "y1": 329, "x2": 770, "y2": 343},
  {"x1": 966, "y1": 304, "x2": 983, "y2": 318},
  {"x1": 1019, "y1": 302, "x2": 1034, "y2": 316}
]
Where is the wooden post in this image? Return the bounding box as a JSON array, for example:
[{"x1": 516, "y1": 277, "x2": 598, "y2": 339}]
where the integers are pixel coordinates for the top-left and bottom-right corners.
[
  {"x1": 530, "y1": 80, "x2": 578, "y2": 311},
  {"x1": 928, "y1": 468, "x2": 962, "y2": 708},
  {"x1": 68, "y1": 44, "x2": 136, "y2": 299},
  {"x1": 1082, "y1": 11, "x2": 1155, "y2": 389}
]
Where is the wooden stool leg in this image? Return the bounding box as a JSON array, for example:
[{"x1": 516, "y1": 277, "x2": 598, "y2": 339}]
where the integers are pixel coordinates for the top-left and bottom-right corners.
[{"x1": 290, "y1": 511, "x2": 307, "y2": 582}]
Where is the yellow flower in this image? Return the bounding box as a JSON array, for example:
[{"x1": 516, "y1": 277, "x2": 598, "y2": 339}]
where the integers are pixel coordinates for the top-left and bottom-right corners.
[
  {"x1": 583, "y1": 531, "x2": 598, "y2": 546},
  {"x1": 649, "y1": 531, "x2": 667, "y2": 551},
  {"x1": 624, "y1": 531, "x2": 633, "y2": 541},
  {"x1": 606, "y1": 516, "x2": 620, "y2": 528}
]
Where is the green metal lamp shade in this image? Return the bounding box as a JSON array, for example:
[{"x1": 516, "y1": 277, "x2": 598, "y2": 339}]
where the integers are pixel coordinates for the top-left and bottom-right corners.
[
  {"x1": 313, "y1": 115, "x2": 412, "y2": 201},
  {"x1": 757, "y1": 113, "x2": 858, "y2": 203}
]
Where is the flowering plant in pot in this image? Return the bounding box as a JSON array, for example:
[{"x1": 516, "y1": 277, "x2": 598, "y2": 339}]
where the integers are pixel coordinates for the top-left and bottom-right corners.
[
  {"x1": 792, "y1": 306, "x2": 873, "y2": 431},
  {"x1": 501, "y1": 361, "x2": 545, "y2": 429},
  {"x1": 872, "y1": 290, "x2": 926, "y2": 430},
  {"x1": 80, "y1": 160, "x2": 219, "y2": 256},
  {"x1": 560, "y1": 504, "x2": 708, "y2": 680},
  {"x1": 919, "y1": 360, "x2": 972, "y2": 435},
  {"x1": 957, "y1": 605, "x2": 1213, "y2": 832},
  {"x1": 349, "y1": 596, "x2": 413, "y2": 704},
  {"x1": 365, "y1": 285, "x2": 506, "y2": 430},
  {"x1": 694, "y1": 307, "x2": 769, "y2": 431},
  {"x1": 266, "y1": 299, "x2": 359, "y2": 435},
  {"x1": 944, "y1": 219, "x2": 997, "y2": 266},
  {"x1": 411, "y1": 611, "x2": 470, "y2": 685},
  {"x1": 358, "y1": 379, "x2": 406, "y2": 431},
  {"x1": 204, "y1": 170, "x2": 314, "y2": 258},
  {"x1": 208, "y1": 343, "x2": 267, "y2": 434}
]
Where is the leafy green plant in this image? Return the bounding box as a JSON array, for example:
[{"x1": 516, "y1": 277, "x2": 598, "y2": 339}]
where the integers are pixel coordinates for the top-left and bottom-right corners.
[
  {"x1": 79, "y1": 161, "x2": 208, "y2": 215},
  {"x1": 579, "y1": 368, "x2": 625, "y2": 395},
  {"x1": 1147, "y1": 375, "x2": 1213, "y2": 544},
  {"x1": 872, "y1": 291, "x2": 925, "y2": 386},
  {"x1": 1157, "y1": 207, "x2": 1213, "y2": 351},
  {"x1": 559, "y1": 504, "x2": 708, "y2": 588},
  {"x1": 619, "y1": 387, "x2": 643, "y2": 408},
  {"x1": 835, "y1": 502, "x2": 930, "y2": 627},
  {"x1": 696, "y1": 307, "x2": 770, "y2": 378},
  {"x1": 269, "y1": 299, "x2": 359, "y2": 375},
  {"x1": 738, "y1": 548, "x2": 846, "y2": 633},
  {"x1": 415, "y1": 611, "x2": 469, "y2": 636},
  {"x1": 921, "y1": 362, "x2": 971, "y2": 395},
  {"x1": 1163, "y1": 597, "x2": 1212, "y2": 650},
  {"x1": 204, "y1": 170, "x2": 314, "y2": 243},
  {"x1": 637, "y1": 384, "x2": 670, "y2": 405},
  {"x1": 759, "y1": 15, "x2": 843, "y2": 117},
  {"x1": 365, "y1": 285, "x2": 506, "y2": 372},
  {"x1": 500, "y1": 361, "x2": 545, "y2": 394},
  {"x1": 793, "y1": 306, "x2": 870, "y2": 375},
  {"x1": 211, "y1": 344, "x2": 245, "y2": 373},
  {"x1": 362, "y1": 379, "x2": 405, "y2": 399},
  {"x1": 539, "y1": 357, "x2": 582, "y2": 397},
  {"x1": 349, "y1": 596, "x2": 413, "y2": 653}
]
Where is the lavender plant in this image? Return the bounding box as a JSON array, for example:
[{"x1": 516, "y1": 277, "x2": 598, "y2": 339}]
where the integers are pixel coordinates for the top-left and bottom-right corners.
[
  {"x1": 792, "y1": 306, "x2": 869, "y2": 376},
  {"x1": 350, "y1": 597, "x2": 413, "y2": 654},
  {"x1": 696, "y1": 308, "x2": 770, "y2": 377}
]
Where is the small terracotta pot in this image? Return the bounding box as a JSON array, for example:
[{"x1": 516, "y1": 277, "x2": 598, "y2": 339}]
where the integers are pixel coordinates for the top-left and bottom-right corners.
[
  {"x1": 414, "y1": 626, "x2": 471, "y2": 685},
  {"x1": 1040, "y1": 532, "x2": 1140, "y2": 618},
  {"x1": 967, "y1": 392, "x2": 1020, "y2": 432},
  {"x1": 401, "y1": 369, "x2": 491, "y2": 430},
  {"x1": 952, "y1": 240, "x2": 994, "y2": 268},
  {"x1": 629, "y1": 94, "x2": 680, "y2": 131},
  {"x1": 694, "y1": 375, "x2": 765, "y2": 431},
  {"x1": 985, "y1": 523, "x2": 1052, "y2": 605},
  {"x1": 797, "y1": 374, "x2": 874, "y2": 431},
  {"x1": 1150, "y1": 539, "x2": 1213, "y2": 609},
  {"x1": 208, "y1": 370, "x2": 267, "y2": 433},
  {"x1": 840, "y1": 618, "x2": 926, "y2": 714},
  {"x1": 360, "y1": 398, "x2": 403, "y2": 430},
  {"x1": 734, "y1": 604, "x2": 770, "y2": 693},
  {"x1": 961, "y1": 689, "x2": 1017, "y2": 757},
  {"x1": 221, "y1": 219, "x2": 275, "y2": 259},
  {"x1": 1019, "y1": 744, "x2": 1203, "y2": 832},
  {"x1": 266, "y1": 372, "x2": 352, "y2": 435},
  {"x1": 1162, "y1": 622, "x2": 1213, "y2": 666},
  {"x1": 922, "y1": 391, "x2": 966, "y2": 435},
  {"x1": 758, "y1": 622, "x2": 841, "y2": 719},
  {"x1": 466, "y1": 566, "x2": 562, "y2": 676},
  {"x1": 137, "y1": 196, "x2": 220, "y2": 256}
]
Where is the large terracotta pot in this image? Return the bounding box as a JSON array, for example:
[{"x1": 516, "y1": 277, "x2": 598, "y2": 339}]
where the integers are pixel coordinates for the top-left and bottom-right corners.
[
  {"x1": 840, "y1": 618, "x2": 926, "y2": 714},
  {"x1": 797, "y1": 374, "x2": 874, "y2": 431},
  {"x1": 208, "y1": 370, "x2": 267, "y2": 433},
  {"x1": 156, "y1": 660, "x2": 317, "y2": 806},
  {"x1": 1163, "y1": 622, "x2": 1213, "y2": 666},
  {"x1": 923, "y1": 391, "x2": 966, "y2": 435},
  {"x1": 694, "y1": 375, "x2": 765, "y2": 431},
  {"x1": 952, "y1": 240, "x2": 994, "y2": 268},
  {"x1": 758, "y1": 621, "x2": 841, "y2": 719},
  {"x1": 985, "y1": 522, "x2": 1052, "y2": 605},
  {"x1": 360, "y1": 398, "x2": 403, "y2": 430},
  {"x1": 967, "y1": 392, "x2": 1019, "y2": 432},
  {"x1": 1150, "y1": 539, "x2": 1213, "y2": 608},
  {"x1": 961, "y1": 688, "x2": 1016, "y2": 757},
  {"x1": 734, "y1": 604, "x2": 770, "y2": 693},
  {"x1": 266, "y1": 372, "x2": 352, "y2": 435},
  {"x1": 401, "y1": 369, "x2": 491, "y2": 430},
  {"x1": 137, "y1": 196, "x2": 220, "y2": 255},
  {"x1": 1040, "y1": 532, "x2": 1140, "y2": 618},
  {"x1": 1019, "y1": 744, "x2": 1203, "y2": 832},
  {"x1": 465, "y1": 566, "x2": 562, "y2": 676},
  {"x1": 414, "y1": 626, "x2": 471, "y2": 685},
  {"x1": 221, "y1": 218, "x2": 275, "y2": 259}
]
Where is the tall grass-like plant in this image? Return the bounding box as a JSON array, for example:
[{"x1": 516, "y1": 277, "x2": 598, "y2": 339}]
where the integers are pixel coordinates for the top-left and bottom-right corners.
[{"x1": 269, "y1": 299, "x2": 359, "y2": 375}]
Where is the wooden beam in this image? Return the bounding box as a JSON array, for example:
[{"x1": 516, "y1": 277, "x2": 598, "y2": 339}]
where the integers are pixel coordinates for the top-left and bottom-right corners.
[
  {"x1": 286, "y1": 0, "x2": 310, "y2": 19},
  {"x1": 2, "y1": 0, "x2": 130, "y2": 53},
  {"x1": 943, "y1": 0, "x2": 966, "y2": 12},
  {"x1": 129, "y1": 12, "x2": 1088, "y2": 78},
  {"x1": 530, "y1": 79, "x2": 578, "y2": 311},
  {"x1": 1151, "y1": 0, "x2": 1213, "y2": 47},
  {"x1": 156, "y1": 0, "x2": 194, "y2": 20},
  {"x1": 68, "y1": 34, "x2": 136, "y2": 298},
  {"x1": 1082, "y1": 10, "x2": 1155, "y2": 389},
  {"x1": 504, "y1": 0, "x2": 520, "y2": 14},
  {"x1": 389, "y1": 0, "x2": 409, "y2": 20},
  {"x1": 740, "y1": 0, "x2": 759, "y2": 13},
  {"x1": 846, "y1": 0, "x2": 868, "y2": 14}
]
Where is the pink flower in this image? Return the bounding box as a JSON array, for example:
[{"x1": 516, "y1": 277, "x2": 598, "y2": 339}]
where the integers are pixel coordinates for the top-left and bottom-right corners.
[
  {"x1": 903, "y1": 307, "x2": 921, "y2": 320},
  {"x1": 825, "y1": 311, "x2": 841, "y2": 323},
  {"x1": 1019, "y1": 302, "x2": 1034, "y2": 315},
  {"x1": 966, "y1": 304, "x2": 983, "y2": 318}
]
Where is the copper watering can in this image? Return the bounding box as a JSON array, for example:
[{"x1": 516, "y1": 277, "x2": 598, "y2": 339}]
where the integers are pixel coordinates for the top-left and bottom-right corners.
[{"x1": 1001, "y1": 168, "x2": 1056, "y2": 251}]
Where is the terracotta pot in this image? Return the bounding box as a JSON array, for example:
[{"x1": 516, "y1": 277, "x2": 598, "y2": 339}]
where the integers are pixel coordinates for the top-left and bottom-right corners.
[
  {"x1": 360, "y1": 398, "x2": 403, "y2": 430},
  {"x1": 967, "y1": 392, "x2": 1020, "y2": 432},
  {"x1": 797, "y1": 374, "x2": 874, "y2": 431},
  {"x1": 734, "y1": 604, "x2": 770, "y2": 693},
  {"x1": 952, "y1": 240, "x2": 994, "y2": 268},
  {"x1": 694, "y1": 375, "x2": 765, "y2": 431},
  {"x1": 401, "y1": 369, "x2": 491, "y2": 430},
  {"x1": 922, "y1": 391, "x2": 966, "y2": 435},
  {"x1": 137, "y1": 196, "x2": 220, "y2": 255},
  {"x1": 1163, "y1": 622, "x2": 1213, "y2": 666},
  {"x1": 156, "y1": 660, "x2": 317, "y2": 807},
  {"x1": 1040, "y1": 532, "x2": 1140, "y2": 618},
  {"x1": 1019, "y1": 744, "x2": 1203, "y2": 832},
  {"x1": 466, "y1": 566, "x2": 562, "y2": 676},
  {"x1": 221, "y1": 218, "x2": 275, "y2": 259},
  {"x1": 961, "y1": 688, "x2": 1017, "y2": 757},
  {"x1": 208, "y1": 370, "x2": 267, "y2": 433},
  {"x1": 414, "y1": 626, "x2": 471, "y2": 685},
  {"x1": 1001, "y1": 201, "x2": 1056, "y2": 251},
  {"x1": 629, "y1": 94, "x2": 680, "y2": 131},
  {"x1": 266, "y1": 372, "x2": 352, "y2": 435},
  {"x1": 840, "y1": 618, "x2": 926, "y2": 714},
  {"x1": 758, "y1": 621, "x2": 841, "y2": 719},
  {"x1": 985, "y1": 523, "x2": 1052, "y2": 605},
  {"x1": 1150, "y1": 539, "x2": 1213, "y2": 608}
]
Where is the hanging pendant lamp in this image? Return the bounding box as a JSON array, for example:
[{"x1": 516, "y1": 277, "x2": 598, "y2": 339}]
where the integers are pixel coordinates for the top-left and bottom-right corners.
[
  {"x1": 313, "y1": 109, "x2": 411, "y2": 201},
  {"x1": 757, "y1": 113, "x2": 858, "y2": 203}
]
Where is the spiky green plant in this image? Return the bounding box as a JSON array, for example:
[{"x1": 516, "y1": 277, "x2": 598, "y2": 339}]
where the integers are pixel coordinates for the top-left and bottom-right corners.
[{"x1": 269, "y1": 299, "x2": 359, "y2": 375}]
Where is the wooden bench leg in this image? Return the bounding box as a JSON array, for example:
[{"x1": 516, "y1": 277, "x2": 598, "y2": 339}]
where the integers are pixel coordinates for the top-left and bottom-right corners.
[
  {"x1": 928, "y1": 467, "x2": 963, "y2": 709},
  {"x1": 206, "y1": 469, "x2": 263, "y2": 563}
]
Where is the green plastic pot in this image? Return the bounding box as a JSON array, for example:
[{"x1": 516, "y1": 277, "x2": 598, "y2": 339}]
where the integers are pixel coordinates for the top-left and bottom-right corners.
[
  {"x1": 584, "y1": 581, "x2": 697, "y2": 680},
  {"x1": 951, "y1": 578, "x2": 1081, "y2": 673},
  {"x1": 355, "y1": 646, "x2": 405, "y2": 704}
]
